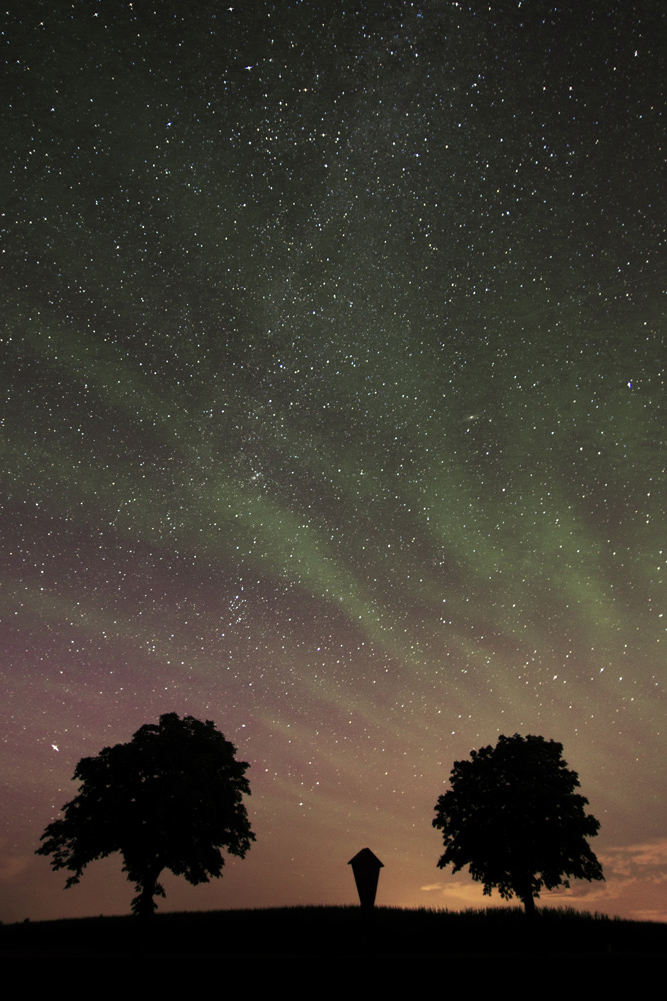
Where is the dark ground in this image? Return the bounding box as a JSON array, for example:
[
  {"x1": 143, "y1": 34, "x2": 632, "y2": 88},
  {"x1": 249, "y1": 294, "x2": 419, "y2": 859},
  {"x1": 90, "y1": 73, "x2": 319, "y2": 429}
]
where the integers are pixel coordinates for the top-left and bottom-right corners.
[{"x1": 2, "y1": 905, "x2": 665, "y2": 959}]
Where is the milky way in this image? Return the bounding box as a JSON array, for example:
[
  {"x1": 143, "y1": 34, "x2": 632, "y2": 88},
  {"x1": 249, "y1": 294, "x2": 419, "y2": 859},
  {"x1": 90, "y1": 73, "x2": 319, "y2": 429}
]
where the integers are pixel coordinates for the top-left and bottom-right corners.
[{"x1": 2, "y1": 3, "x2": 666, "y2": 921}]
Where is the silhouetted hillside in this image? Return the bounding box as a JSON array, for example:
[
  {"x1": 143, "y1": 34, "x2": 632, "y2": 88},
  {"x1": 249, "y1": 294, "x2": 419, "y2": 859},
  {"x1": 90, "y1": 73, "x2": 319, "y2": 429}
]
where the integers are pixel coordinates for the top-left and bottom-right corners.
[{"x1": 2, "y1": 906, "x2": 665, "y2": 959}]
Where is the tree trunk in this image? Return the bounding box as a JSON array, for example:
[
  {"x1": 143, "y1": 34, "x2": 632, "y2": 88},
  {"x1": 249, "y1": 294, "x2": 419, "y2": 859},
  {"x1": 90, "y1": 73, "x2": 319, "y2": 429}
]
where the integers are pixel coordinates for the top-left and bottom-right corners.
[
  {"x1": 135, "y1": 866, "x2": 163, "y2": 918},
  {"x1": 521, "y1": 889, "x2": 536, "y2": 917}
]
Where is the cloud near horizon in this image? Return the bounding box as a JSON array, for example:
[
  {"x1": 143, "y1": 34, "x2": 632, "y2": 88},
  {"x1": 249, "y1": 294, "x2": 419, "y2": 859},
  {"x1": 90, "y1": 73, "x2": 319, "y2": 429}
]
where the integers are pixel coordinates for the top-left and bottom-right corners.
[
  {"x1": 417, "y1": 839, "x2": 667, "y2": 920},
  {"x1": 600, "y1": 838, "x2": 667, "y2": 883}
]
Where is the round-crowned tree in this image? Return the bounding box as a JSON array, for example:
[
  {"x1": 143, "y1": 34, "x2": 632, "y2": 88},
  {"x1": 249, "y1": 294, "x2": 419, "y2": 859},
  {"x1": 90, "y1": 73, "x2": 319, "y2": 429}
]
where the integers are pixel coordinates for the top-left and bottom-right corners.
[
  {"x1": 433, "y1": 733, "x2": 603, "y2": 914},
  {"x1": 37, "y1": 713, "x2": 255, "y2": 916}
]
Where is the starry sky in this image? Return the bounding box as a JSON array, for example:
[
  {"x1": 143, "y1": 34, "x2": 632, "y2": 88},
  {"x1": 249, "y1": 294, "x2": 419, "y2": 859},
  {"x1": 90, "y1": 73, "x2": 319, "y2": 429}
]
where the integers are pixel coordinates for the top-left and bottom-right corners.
[{"x1": 2, "y1": 2, "x2": 666, "y2": 923}]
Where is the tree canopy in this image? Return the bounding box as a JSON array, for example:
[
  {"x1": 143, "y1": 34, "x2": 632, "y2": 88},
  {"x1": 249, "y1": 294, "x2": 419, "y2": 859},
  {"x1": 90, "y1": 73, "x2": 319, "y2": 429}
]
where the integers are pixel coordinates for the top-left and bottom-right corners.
[
  {"x1": 433, "y1": 733, "x2": 603, "y2": 914},
  {"x1": 37, "y1": 713, "x2": 255, "y2": 916}
]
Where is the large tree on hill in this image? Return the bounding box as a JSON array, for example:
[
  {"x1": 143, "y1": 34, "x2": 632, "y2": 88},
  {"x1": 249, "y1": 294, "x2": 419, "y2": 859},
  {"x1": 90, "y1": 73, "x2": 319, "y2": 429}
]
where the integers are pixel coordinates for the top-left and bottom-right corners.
[
  {"x1": 433, "y1": 733, "x2": 603, "y2": 915},
  {"x1": 37, "y1": 713, "x2": 255, "y2": 916}
]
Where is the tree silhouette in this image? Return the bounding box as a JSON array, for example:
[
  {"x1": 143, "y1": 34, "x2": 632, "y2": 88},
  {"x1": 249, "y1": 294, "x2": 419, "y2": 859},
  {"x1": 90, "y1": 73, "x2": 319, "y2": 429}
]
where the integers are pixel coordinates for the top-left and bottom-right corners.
[
  {"x1": 433, "y1": 733, "x2": 603, "y2": 915},
  {"x1": 37, "y1": 713, "x2": 255, "y2": 916}
]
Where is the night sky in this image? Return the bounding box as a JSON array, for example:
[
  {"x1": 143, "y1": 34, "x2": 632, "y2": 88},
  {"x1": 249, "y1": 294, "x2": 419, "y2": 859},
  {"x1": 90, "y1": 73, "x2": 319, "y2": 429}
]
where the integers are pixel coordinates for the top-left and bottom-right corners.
[{"x1": 2, "y1": 2, "x2": 666, "y2": 923}]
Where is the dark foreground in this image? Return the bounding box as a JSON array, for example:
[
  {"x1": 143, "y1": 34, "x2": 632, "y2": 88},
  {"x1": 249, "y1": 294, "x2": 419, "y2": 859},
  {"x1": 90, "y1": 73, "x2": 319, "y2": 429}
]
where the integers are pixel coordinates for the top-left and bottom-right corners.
[{"x1": 2, "y1": 905, "x2": 665, "y2": 959}]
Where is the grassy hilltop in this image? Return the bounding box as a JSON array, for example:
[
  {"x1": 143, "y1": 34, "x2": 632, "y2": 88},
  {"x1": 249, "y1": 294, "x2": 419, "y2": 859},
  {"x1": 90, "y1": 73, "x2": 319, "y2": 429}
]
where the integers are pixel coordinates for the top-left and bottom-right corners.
[{"x1": 2, "y1": 905, "x2": 666, "y2": 959}]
